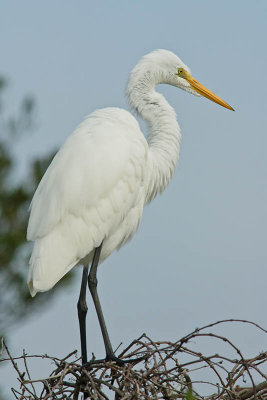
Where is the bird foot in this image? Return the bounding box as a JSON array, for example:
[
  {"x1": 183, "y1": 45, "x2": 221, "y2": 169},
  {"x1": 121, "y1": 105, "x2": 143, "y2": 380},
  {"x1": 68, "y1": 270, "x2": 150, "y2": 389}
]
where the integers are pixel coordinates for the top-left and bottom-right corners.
[
  {"x1": 85, "y1": 353, "x2": 147, "y2": 367},
  {"x1": 105, "y1": 353, "x2": 146, "y2": 366}
]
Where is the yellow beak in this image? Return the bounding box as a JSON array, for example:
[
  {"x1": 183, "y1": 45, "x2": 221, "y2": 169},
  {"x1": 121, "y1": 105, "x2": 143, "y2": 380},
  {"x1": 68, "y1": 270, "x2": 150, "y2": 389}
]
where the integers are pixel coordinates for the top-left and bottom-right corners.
[{"x1": 185, "y1": 74, "x2": 234, "y2": 111}]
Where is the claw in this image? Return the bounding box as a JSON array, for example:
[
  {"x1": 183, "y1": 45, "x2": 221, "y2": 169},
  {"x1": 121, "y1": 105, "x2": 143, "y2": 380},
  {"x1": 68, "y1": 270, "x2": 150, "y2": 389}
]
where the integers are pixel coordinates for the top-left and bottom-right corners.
[
  {"x1": 85, "y1": 353, "x2": 147, "y2": 367},
  {"x1": 106, "y1": 353, "x2": 148, "y2": 365}
]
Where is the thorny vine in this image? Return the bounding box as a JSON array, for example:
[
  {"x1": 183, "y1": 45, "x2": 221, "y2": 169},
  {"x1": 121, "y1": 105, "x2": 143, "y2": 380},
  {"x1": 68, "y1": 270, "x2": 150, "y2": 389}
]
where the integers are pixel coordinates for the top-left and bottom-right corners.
[{"x1": 1, "y1": 319, "x2": 266, "y2": 399}]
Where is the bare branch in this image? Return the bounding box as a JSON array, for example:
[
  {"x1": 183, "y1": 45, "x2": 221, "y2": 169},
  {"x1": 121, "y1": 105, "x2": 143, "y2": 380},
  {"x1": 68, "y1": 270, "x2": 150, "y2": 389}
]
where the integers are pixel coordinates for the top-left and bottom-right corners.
[{"x1": 1, "y1": 319, "x2": 266, "y2": 399}]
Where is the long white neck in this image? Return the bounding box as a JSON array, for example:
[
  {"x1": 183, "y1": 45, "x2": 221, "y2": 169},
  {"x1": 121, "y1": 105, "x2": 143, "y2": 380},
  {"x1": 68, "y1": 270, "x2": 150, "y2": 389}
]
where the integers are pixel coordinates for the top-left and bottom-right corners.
[{"x1": 126, "y1": 69, "x2": 181, "y2": 203}]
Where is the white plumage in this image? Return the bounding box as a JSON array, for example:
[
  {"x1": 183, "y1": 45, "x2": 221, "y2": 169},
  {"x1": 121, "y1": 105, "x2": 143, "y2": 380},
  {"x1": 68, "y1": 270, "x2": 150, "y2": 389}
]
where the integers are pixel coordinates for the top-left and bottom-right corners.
[
  {"x1": 28, "y1": 108, "x2": 149, "y2": 294},
  {"x1": 27, "y1": 49, "x2": 232, "y2": 298}
]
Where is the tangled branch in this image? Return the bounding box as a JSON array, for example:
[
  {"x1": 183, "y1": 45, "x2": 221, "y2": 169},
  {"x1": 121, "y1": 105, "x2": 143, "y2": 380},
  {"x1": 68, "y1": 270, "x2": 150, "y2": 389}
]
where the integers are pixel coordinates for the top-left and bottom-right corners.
[{"x1": 1, "y1": 319, "x2": 266, "y2": 399}]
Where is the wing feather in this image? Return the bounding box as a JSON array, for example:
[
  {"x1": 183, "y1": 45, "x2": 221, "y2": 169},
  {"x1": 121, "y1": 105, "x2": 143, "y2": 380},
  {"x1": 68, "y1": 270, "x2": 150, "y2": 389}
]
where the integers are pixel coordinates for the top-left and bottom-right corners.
[{"x1": 27, "y1": 108, "x2": 148, "y2": 295}]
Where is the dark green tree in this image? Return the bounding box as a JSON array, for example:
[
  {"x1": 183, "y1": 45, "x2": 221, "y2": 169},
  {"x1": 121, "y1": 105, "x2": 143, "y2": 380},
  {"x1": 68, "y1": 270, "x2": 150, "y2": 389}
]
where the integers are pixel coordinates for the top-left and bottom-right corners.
[{"x1": 0, "y1": 77, "x2": 73, "y2": 338}]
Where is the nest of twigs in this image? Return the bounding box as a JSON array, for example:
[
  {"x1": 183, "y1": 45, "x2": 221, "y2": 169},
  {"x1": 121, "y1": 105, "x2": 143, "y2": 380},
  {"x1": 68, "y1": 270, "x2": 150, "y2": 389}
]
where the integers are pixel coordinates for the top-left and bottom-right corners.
[{"x1": 1, "y1": 319, "x2": 267, "y2": 399}]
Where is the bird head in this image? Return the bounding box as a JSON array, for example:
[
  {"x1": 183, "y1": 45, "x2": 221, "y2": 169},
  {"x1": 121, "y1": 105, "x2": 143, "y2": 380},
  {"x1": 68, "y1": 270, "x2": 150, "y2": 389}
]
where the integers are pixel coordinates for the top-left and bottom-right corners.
[{"x1": 132, "y1": 49, "x2": 234, "y2": 111}]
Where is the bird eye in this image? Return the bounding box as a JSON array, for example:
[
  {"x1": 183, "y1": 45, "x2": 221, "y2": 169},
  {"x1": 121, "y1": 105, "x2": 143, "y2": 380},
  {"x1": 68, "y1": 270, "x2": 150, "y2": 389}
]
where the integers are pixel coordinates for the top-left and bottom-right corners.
[{"x1": 177, "y1": 68, "x2": 185, "y2": 77}]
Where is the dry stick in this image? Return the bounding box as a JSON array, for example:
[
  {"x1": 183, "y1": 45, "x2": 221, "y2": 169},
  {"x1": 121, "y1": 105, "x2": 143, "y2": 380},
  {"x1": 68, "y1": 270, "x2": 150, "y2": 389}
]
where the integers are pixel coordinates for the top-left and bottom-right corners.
[
  {"x1": 23, "y1": 373, "x2": 64, "y2": 384},
  {"x1": 248, "y1": 362, "x2": 267, "y2": 380},
  {"x1": 187, "y1": 379, "x2": 238, "y2": 395},
  {"x1": 177, "y1": 319, "x2": 267, "y2": 341},
  {"x1": 186, "y1": 332, "x2": 257, "y2": 398},
  {"x1": 0, "y1": 352, "x2": 78, "y2": 364},
  {"x1": 5, "y1": 319, "x2": 267, "y2": 400},
  {"x1": 236, "y1": 381, "x2": 267, "y2": 400},
  {"x1": 11, "y1": 387, "x2": 21, "y2": 399},
  {"x1": 118, "y1": 333, "x2": 147, "y2": 357},
  {"x1": 85, "y1": 372, "x2": 99, "y2": 400},
  {"x1": 170, "y1": 319, "x2": 266, "y2": 386},
  {"x1": 43, "y1": 381, "x2": 55, "y2": 400},
  {"x1": 93, "y1": 376, "x2": 125, "y2": 397},
  {"x1": 179, "y1": 351, "x2": 238, "y2": 368},
  {"x1": 22, "y1": 349, "x2": 37, "y2": 397},
  {"x1": 61, "y1": 349, "x2": 78, "y2": 361},
  {"x1": 46, "y1": 363, "x2": 71, "y2": 398},
  {"x1": 178, "y1": 346, "x2": 230, "y2": 374},
  {"x1": 229, "y1": 356, "x2": 266, "y2": 388},
  {"x1": 149, "y1": 335, "x2": 260, "y2": 399},
  {"x1": 125, "y1": 331, "x2": 262, "y2": 399},
  {"x1": 3, "y1": 341, "x2": 38, "y2": 400},
  {"x1": 144, "y1": 334, "x2": 168, "y2": 371}
]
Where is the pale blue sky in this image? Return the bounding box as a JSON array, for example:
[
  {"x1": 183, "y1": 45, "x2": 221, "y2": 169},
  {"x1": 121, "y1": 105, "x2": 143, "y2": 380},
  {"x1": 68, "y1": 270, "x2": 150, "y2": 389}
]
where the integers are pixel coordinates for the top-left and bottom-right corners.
[{"x1": 1, "y1": 0, "x2": 266, "y2": 396}]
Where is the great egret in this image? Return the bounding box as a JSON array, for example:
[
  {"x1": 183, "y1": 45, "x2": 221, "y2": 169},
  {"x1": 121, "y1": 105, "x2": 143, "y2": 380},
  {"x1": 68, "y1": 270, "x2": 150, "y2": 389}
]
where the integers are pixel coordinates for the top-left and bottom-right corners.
[{"x1": 27, "y1": 49, "x2": 233, "y2": 365}]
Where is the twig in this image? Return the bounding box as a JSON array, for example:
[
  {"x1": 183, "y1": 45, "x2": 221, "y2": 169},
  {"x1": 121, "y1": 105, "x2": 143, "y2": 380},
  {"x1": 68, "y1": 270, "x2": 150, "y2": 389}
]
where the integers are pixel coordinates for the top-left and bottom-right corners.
[{"x1": 2, "y1": 319, "x2": 266, "y2": 400}]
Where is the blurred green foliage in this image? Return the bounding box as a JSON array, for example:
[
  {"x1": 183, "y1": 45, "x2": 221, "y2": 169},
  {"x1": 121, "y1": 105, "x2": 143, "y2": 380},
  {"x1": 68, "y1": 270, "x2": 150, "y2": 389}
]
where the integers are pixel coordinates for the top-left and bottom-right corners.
[{"x1": 0, "y1": 77, "x2": 73, "y2": 339}]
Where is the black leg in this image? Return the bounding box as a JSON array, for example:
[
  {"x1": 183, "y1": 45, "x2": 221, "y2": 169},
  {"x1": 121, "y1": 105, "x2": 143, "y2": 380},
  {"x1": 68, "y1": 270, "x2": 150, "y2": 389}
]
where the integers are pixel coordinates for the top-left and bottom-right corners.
[
  {"x1": 88, "y1": 243, "x2": 148, "y2": 366},
  {"x1": 77, "y1": 264, "x2": 89, "y2": 365},
  {"x1": 88, "y1": 243, "x2": 118, "y2": 360}
]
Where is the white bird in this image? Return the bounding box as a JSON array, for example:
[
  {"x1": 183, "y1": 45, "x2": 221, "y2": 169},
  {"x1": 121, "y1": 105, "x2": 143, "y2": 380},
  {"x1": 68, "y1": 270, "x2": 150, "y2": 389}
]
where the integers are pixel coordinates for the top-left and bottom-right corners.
[{"x1": 27, "y1": 49, "x2": 233, "y2": 365}]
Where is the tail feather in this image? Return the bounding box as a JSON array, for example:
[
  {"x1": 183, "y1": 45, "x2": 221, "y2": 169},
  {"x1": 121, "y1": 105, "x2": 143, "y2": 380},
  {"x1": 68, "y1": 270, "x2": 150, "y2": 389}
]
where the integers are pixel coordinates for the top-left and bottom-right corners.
[{"x1": 28, "y1": 231, "x2": 83, "y2": 296}]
